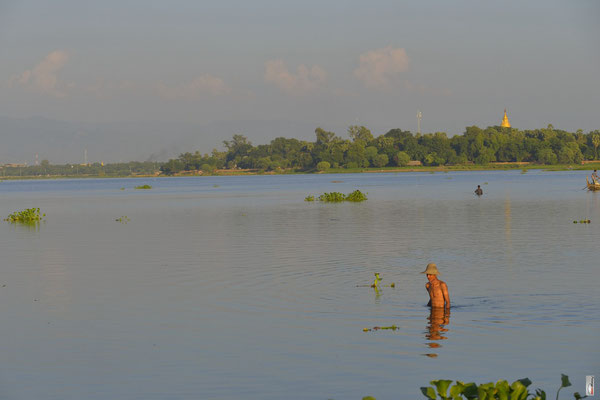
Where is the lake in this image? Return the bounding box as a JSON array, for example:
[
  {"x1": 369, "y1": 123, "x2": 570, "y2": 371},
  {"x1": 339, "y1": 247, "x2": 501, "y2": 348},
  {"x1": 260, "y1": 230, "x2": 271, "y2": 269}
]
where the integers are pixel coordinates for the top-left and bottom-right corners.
[{"x1": 0, "y1": 170, "x2": 598, "y2": 400}]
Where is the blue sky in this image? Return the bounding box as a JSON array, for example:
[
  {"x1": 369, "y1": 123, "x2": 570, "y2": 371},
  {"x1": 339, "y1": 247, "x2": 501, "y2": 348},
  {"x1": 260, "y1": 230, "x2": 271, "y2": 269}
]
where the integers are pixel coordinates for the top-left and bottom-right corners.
[{"x1": 1, "y1": 0, "x2": 599, "y2": 158}]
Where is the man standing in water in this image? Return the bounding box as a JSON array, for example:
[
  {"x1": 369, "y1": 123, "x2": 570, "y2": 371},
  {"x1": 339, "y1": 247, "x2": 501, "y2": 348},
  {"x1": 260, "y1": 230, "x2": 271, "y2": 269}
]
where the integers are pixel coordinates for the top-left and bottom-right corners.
[
  {"x1": 474, "y1": 185, "x2": 483, "y2": 196},
  {"x1": 422, "y1": 263, "x2": 450, "y2": 309}
]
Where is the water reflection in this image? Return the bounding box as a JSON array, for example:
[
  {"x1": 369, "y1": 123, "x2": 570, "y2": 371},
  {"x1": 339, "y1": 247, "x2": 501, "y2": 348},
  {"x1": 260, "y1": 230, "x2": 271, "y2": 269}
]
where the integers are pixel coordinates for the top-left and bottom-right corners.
[{"x1": 423, "y1": 307, "x2": 451, "y2": 357}]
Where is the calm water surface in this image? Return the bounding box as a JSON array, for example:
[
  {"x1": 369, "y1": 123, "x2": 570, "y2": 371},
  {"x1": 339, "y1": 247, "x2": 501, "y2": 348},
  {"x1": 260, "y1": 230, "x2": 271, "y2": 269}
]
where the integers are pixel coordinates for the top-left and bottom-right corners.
[{"x1": 0, "y1": 171, "x2": 599, "y2": 400}]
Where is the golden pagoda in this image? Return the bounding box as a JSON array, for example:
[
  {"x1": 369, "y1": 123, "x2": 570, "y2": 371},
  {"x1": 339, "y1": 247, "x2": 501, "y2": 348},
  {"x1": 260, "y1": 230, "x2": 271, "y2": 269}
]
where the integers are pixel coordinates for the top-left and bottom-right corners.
[{"x1": 501, "y1": 108, "x2": 511, "y2": 128}]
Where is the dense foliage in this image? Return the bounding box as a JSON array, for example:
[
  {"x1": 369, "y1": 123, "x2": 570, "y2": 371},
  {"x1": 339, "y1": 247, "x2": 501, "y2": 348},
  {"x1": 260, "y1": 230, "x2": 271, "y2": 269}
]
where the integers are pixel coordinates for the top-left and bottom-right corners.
[{"x1": 160, "y1": 125, "x2": 600, "y2": 174}]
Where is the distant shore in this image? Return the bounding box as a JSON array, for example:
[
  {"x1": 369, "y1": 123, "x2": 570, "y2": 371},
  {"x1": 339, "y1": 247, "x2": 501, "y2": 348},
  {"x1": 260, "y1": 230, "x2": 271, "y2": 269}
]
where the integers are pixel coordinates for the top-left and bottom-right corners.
[{"x1": 2, "y1": 161, "x2": 600, "y2": 180}]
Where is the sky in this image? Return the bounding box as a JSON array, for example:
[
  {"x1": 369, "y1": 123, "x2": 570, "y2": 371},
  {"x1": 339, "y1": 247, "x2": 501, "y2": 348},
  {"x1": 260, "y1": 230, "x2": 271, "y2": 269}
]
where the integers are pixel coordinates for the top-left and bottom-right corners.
[{"x1": 0, "y1": 0, "x2": 599, "y2": 162}]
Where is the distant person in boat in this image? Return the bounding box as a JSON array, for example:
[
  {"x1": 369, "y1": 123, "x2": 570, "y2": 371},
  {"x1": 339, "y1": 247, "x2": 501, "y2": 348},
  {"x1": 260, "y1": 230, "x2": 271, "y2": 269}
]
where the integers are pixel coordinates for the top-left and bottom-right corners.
[
  {"x1": 592, "y1": 170, "x2": 599, "y2": 184},
  {"x1": 422, "y1": 263, "x2": 450, "y2": 309},
  {"x1": 474, "y1": 185, "x2": 483, "y2": 196}
]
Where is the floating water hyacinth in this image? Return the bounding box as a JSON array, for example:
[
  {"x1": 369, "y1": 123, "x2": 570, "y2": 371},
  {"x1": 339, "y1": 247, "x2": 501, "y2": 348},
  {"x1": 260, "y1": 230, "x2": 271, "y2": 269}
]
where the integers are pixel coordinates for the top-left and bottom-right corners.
[
  {"x1": 115, "y1": 216, "x2": 130, "y2": 223},
  {"x1": 4, "y1": 208, "x2": 45, "y2": 224},
  {"x1": 306, "y1": 190, "x2": 367, "y2": 202},
  {"x1": 135, "y1": 184, "x2": 152, "y2": 189}
]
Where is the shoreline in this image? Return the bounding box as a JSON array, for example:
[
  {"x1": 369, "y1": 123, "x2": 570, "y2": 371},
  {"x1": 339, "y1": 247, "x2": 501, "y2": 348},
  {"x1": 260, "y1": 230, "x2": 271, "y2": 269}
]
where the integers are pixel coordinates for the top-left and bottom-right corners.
[{"x1": 1, "y1": 162, "x2": 600, "y2": 180}]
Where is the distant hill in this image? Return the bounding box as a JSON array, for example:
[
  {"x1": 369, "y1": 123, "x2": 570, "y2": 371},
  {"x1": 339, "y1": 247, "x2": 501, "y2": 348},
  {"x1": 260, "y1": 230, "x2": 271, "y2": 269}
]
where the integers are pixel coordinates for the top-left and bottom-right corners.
[{"x1": 0, "y1": 116, "x2": 361, "y2": 164}]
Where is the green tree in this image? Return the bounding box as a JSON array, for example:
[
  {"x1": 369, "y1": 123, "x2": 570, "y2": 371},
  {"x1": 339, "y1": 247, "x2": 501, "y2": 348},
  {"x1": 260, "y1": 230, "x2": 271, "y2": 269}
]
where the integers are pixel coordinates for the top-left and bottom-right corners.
[
  {"x1": 373, "y1": 153, "x2": 389, "y2": 167},
  {"x1": 537, "y1": 148, "x2": 558, "y2": 164},
  {"x1": 316, "y1": 161, "x2": 330, "y2": 171},
  {"x1": 395, "y1": 151, "x2": 411, "y2": 166},
  {"x1": 315, "y1": 127, "x2": 336, "y2": 144},
  {"x1": 347, "y1": 125, "x2": 373, "y2": 143}
]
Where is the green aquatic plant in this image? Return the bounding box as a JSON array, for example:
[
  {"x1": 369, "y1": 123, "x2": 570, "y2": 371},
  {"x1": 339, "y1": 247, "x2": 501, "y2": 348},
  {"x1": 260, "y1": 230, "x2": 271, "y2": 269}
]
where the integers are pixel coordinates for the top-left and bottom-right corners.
[
  {"x1": 318, "y1": 192, "x2": 346, "y2": 202},
  {"x1": 310, "y1": 190, "x2": 368, "y2": 202},
  {"x1": 115, "y1": 216, "x2": 130, "y2": 223},
  {"x1": 135, "y1": 184, "x2": 152, "y2": 189},
  {"x1": 363, "y1": 325, "x2": 398, "y2": 332},
  {"x1": 420, "y1": 374, "x2": 585, "y2": 400},
  {"x1": 345, "y1": 189, "x2": 368, "y2": 202},
  {"x1": 213, "y1": 184, "x2": 220, "y2": 188},
  {"x1": 4, "y1": 208, "x2": 45, "y2": 224},
  {"x1": 120, "y1": 187, "x2": 125, "y2": 190},
  {"x1": 371, "y1": 272, "x2": 382, "y2": 288}
]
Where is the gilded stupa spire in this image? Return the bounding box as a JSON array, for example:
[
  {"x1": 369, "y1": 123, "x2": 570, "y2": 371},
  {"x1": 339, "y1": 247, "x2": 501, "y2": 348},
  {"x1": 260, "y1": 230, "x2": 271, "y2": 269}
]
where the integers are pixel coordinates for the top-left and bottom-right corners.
[{"x1": 501, "y1": 108, "x2": 511, "y2": 128}]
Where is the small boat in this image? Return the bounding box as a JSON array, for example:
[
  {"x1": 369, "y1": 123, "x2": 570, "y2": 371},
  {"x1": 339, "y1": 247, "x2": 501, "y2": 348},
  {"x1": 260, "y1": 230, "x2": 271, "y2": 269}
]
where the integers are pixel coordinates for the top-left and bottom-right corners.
[{"x1": 586, "y1": 177, "x2": 600, "y2": 191}]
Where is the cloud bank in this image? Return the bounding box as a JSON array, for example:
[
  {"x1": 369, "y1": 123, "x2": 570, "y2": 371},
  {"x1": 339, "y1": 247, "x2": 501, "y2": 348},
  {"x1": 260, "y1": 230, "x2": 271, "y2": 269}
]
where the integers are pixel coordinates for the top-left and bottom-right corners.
[
  {"x1": 353, "y1": 46, "x2": 409, "y2": 90},
  {"x1": 9, "y1": 50, "x2": 70, "y2": 97},
  {"x1": 264, "y1": 60, "x2": 326, "y2": 95}
]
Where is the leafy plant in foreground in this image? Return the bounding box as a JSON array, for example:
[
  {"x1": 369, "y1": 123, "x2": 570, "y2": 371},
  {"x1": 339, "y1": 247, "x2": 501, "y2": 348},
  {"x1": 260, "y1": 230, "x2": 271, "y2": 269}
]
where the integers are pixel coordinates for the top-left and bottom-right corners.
[
  {"x1": 420, "y1": 374, "x2": 586, "y2": 400},
  {"x1": 4, "y1": 208, "x2": 45, "y2": 224}
]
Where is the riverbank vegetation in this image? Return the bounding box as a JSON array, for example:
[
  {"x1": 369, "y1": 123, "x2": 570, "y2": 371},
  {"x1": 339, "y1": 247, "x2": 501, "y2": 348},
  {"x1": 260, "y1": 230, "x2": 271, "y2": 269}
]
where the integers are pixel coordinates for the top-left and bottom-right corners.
[
  {"x1": 3, "y1": 124, "x2": 600, "y2": 178},
  {"x1": 159, "y1": 125, "x2": 600, "y2": 175}
]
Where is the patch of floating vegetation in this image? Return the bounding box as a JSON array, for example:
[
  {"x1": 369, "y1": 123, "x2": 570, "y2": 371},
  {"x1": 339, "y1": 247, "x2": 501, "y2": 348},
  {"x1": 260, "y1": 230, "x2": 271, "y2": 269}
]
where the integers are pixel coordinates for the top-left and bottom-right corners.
[
  {"x1": 134, "y1": 184, "x2": 152, "y2": 189},
  {"x1": 357, "y1": 273, "x2": 395, "y2": 288},
  {"x1": 420, "y1": 374, "x2": 577, "y2": 400},
  {"x1": 120, "y1": 187, "x2": 125, "y2": 190},
  {"x1": 213, "y1": 184, "x2": 220, "y2": 188},
  {"x1": 330, "y1": 180, "x2": 343, "y2": 183},
  {"x1": 4, "y1": 208, "x2": 45, "y2": 224},
  {"x1": 573, "y1": 219, "x2": 591, "y2": 224},
  {"x1": 307, "y1": 189, "x2": 368, "y2": 202},
  {"x1": 115, "y1": 216, "x2": 130, "y2": 223},
  {"x1": 363, "y1": 325, "x2": 399, "y2": 332}
]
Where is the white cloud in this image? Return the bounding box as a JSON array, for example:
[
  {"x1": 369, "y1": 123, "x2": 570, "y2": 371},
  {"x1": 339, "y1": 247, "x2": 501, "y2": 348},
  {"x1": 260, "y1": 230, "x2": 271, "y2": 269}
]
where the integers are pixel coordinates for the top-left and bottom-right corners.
[
  {"x1": 9, "y1": 50, "x2": 70, "y2": 97},
  {"x1": 353, "y1": 46, "x2": 409, "y2": 90},
  {"x1": 264, "y1": 59, "x2": 326, "y2": 95},
  {"x1": 156, "y1": 74, "x2": 231, "y2": 99}
]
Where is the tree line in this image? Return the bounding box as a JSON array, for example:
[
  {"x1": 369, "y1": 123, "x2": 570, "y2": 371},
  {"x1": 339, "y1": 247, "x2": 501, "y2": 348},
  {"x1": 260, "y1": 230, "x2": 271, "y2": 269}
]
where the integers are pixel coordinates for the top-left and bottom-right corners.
[
  {"x1": 0, "y1": 161, "x2": 159, "y2": 178},
  {"x1": 160, "y1": 124, "x2": 600, "y2": 174}
]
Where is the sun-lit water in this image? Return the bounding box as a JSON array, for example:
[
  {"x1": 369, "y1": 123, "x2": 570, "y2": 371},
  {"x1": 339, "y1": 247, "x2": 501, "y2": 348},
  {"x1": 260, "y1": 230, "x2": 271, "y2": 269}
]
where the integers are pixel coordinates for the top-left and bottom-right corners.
[{"x1": 0, "y1": 171, "x2": 599, "y2": 400}]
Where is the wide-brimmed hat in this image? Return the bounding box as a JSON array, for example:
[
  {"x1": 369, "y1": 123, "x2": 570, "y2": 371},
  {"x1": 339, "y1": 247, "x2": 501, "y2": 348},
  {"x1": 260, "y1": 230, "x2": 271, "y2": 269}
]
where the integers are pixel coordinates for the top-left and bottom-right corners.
[{"x1": 421, "y1": 263, "x2": 440, "y2": 275}]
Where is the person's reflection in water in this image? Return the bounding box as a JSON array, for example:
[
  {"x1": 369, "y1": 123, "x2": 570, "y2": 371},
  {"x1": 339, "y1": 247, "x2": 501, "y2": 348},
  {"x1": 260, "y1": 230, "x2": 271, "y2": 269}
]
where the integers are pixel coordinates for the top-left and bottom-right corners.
[{"x1": 423, "y1": 307, "x2": 450, "y2": 358}]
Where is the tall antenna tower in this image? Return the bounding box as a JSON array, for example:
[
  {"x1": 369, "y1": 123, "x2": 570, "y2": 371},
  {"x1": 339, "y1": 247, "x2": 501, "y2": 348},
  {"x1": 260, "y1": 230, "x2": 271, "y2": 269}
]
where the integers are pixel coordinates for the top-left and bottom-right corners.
[
  {"x1": 84, "y1": 148, "x2": 88, "y2": 165},
  {"x1": 417, "y1": 110, "x2": 422, "y2": 134}
]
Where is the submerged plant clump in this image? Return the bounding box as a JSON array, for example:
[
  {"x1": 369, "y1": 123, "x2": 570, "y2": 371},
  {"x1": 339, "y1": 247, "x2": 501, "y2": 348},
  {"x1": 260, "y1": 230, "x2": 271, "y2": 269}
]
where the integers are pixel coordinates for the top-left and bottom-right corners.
[
  {"x1": 306, "y1": 190, "x2": 368, "y2": 202},
  {"x1": 115, "y1": 216, "x2": 130, "y2": 223},
  {"x1": 135, "y1": 184, "x2": 152, "y2": 189},
  {"x1": 4, "y1": 208, "x2": 45, "y2": 224}
]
